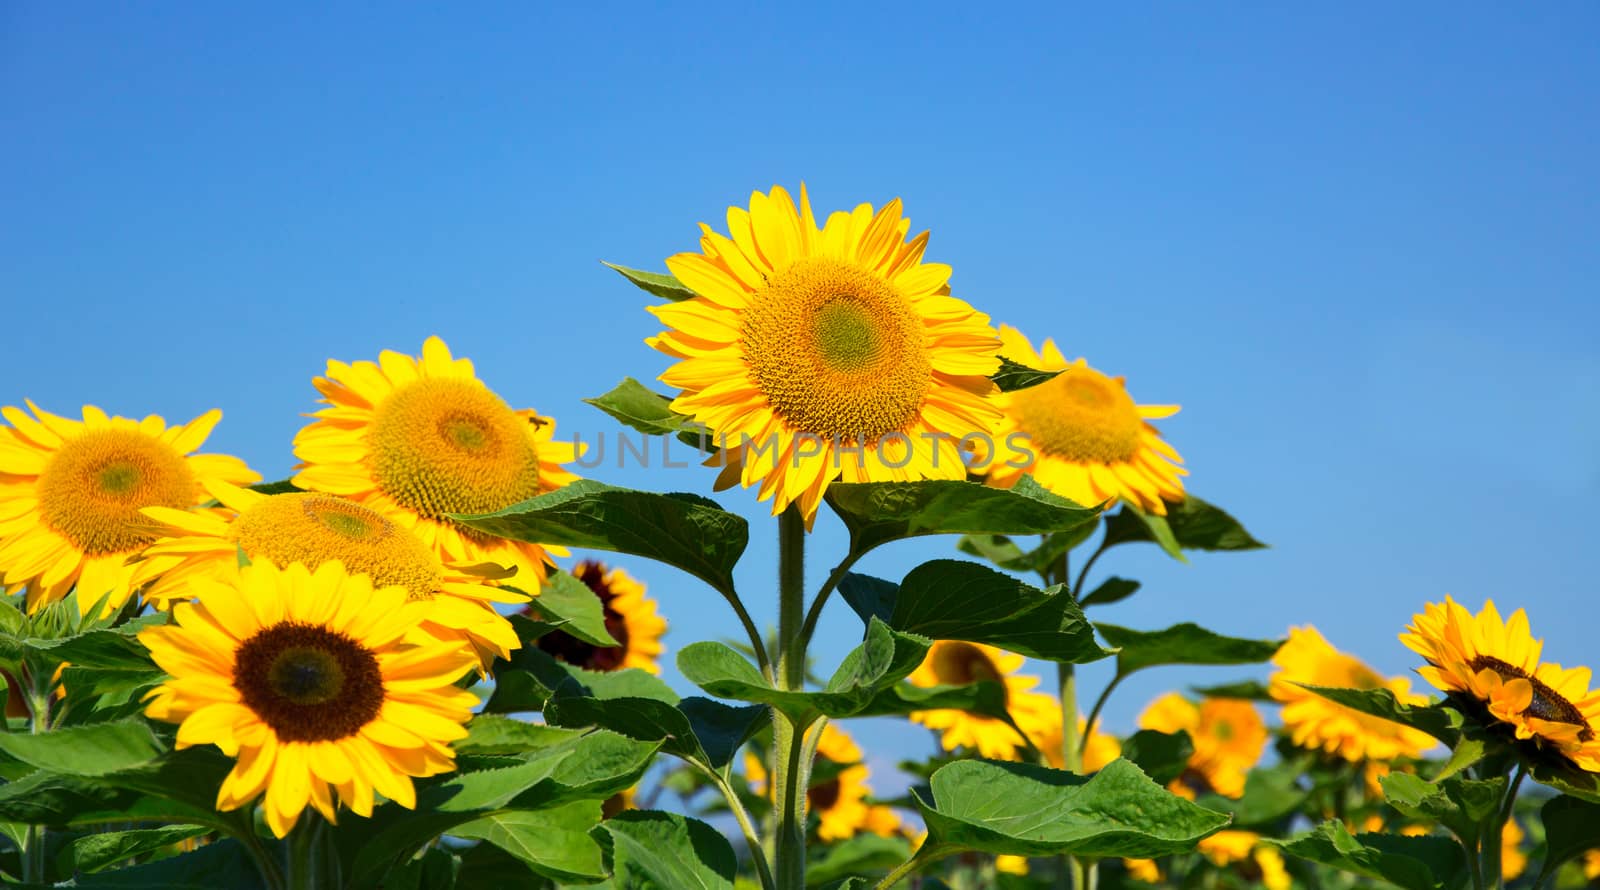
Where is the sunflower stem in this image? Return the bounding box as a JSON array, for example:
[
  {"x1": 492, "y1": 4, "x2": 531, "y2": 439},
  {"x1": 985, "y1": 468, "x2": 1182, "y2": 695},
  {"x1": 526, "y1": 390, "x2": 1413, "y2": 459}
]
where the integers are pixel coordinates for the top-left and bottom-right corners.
[
  {"x1": 1481, "y1": 763, "x2": 1525, "y2": 890},
  {"x1": 285, "y1": 814, "x2": 320, "y2": 890},
  {"x1": 773, "y1": 504, "x2": 809, "y2": 889},
  {"x1": 19, "y1": 667, "x2": 51, "y2": 885},
  {"x1": 1045, "y1": 551, "x2": 1090, "y2": 890},
  {"x1": 700, "y1": 764, "x2": 777, "y2": 890}
]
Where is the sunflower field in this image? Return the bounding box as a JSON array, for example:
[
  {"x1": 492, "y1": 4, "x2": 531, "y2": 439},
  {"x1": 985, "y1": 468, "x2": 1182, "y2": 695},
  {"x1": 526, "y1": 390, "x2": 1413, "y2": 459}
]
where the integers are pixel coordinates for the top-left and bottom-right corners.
[{"x1": 3, "y1": 184, "x2": 1598, "y2": 890}]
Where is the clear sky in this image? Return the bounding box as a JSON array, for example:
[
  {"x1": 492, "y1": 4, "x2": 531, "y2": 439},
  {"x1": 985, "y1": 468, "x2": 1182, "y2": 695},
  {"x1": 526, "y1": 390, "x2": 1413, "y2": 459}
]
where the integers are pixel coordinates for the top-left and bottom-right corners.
[{"x1": 4, "y1": 4, "x2": 1597, "y2": 792}]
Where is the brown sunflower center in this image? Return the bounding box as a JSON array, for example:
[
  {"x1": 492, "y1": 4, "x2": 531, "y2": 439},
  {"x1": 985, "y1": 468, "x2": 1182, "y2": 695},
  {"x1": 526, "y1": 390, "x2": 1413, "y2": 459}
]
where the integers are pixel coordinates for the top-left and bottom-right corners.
[
  {"x1": 807, "y1": 777, "x2": 842, "y2": 812},
  {"x1": 534, "y1": 561, "x2": 631, "y2": 671},
  {"x1": 368, "y1": 378, "x2": 543, "y2": 522},
  {"x1": 233, "y1": 622, "x2": 384, "y2": 742},
  {"x1": 232, "y1": 493, "x2": 442, "y2": 602},
  {"x1": 931, "y1": 642, "x2": 1006, "y2": 705},
  {"x1": 37, "y1": 429, "x2": 197, "y2": 554},
  {"x1": 1470, "y1": 655, "x2": 1590, "y2": 733},
  {"x1": 1009, "y1": 366, "x2": 1143, "y2": 463},
  {"x1": 740, "y1": 258, "x2": 930, "y2": 442}
]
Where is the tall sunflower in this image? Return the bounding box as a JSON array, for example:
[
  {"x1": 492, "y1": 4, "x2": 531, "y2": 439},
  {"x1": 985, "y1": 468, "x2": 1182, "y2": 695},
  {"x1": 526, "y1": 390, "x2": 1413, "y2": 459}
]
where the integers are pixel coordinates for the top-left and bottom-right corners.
[
  {"x1": 908, "y1": 640, "x2": 1056, "y2": 759},
  {"x1": 0, "y1": 402, "x2": 258, "y2": 615},
  {"x1": 648, "y1": 185, "x2": 1003, "y2": 524},
  {"x1": 1402, "y1": 597, "x2": 1600, "y2": 772},
  {"x1": 139, "y1": 561, "x2": 478, "y2": 838},
  {"x1": 982, "y1": 326, "x2": 1186, "y2": 513},
  {"x1": 292, "y1": 337, "x2": 580, "y2": 591},
  {"x1": 1270, "y1": 626, "x2": 1437, "y2": 762},
  {"x1": 1138, "y1": 693, "x2": 1266, "y2": 798},
  {"x1": 132, "y1": 481, "x2": 523, "y2": 669},
  {"x1": 531, "y1": 560, "x2": 666, "y2": 674},
  {"x1": 744, "y1": 723, "x2": 900, "y2": 841}
]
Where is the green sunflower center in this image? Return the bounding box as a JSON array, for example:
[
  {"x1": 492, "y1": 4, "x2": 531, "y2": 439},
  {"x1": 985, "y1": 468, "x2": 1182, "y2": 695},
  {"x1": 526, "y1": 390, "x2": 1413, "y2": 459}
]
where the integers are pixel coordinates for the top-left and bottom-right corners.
[
  {"x1": 1009, "y1": 366, "x2": 1143, "y2": 463},
  {"x1": 233, "y1": 622, "x2": 384, "y2": 742},
  {"x1": 37, "y1": 429, "x2": 197, "y2": 555},
  {"x1": 1470, "y1": 655, "x2": 1590, "y2": 734},
  {"x1": 232, "y1": 493, "x2": 442, "y2": 602}
]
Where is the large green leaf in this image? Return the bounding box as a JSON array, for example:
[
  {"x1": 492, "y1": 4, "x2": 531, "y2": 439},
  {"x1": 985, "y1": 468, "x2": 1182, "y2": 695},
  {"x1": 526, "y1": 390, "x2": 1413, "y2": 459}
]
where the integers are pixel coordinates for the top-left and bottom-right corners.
[
  {"x1": 1120, "y1": 729, "x2": 1195, "y2": 785},
  {"x1": 1270, "y1": 820, "x2": 1467, "y2": 890},
  {"x1": 807, "y1": 833, "x2": 913, "y2": 885},
  {"x1": 456, "y1": 715, "x2": 585, "y2": 756},
  {"x1": 0, "y1": 770, "x2": 135, "y2": 825},
  {"x1": 546, "y1": 692, "x2": 768, "y2": 771},
  {"x1": 825, "y1": 477, "x2": 1099, "y2": 555},
  {"x1": 455, "y1": 480, "x2": 748, "y2": 596},
  {"x1": 519, "y1": 569, "x2": 619, "y2": 647},
  {"x1": 914, "y1": 758, "x2": 1229, "y2": 859},
  {"x1": 1078, "y1": 576, "x2": 1141, "y2": 608},
  {"x1": 956, "y1": 525, "x2": 1097, "y2": 577},
  {"x1": 0, "y1": 719, "x2": 163, "y2": 776},
  {"x1": 1102, "y1": 497, "x2": 1265, "y2": 561},
  {"x1": 604, "y1": 261, "x2": 698, "y2": 302},
  {"x1": 1097, "y1": 623, "x2": 1283, "y2": 677},
  {"x1": 599, "y1": 810, "x2": 737, "y2": 890},
  {"x1": 584, "y1": 377, "x2": 715, "y2": 450},
  {"x1": 991, "y1": 357, "x2": 1062, "y2": 392},
  {"x1": 854, "y1": 679, "x2": 1012, "y2": 722},
  {"x1": 842, "y1": 561, "x2": 1112, "y2": 664},
  {"x1": 452, "y1": 802, "x2": 607, "y2": 883},
  {"x1": 73, "y1": 838, "x2": 269, "y2": 889},
  {"x1": 1380, "y1": 772, "x2": 1503, "y2": 852},
  {"x1": 58, "y1": 825, "x2": 210, "y2": 874},
  {"x1": 1300, "y1": 685, "x2": 1462, "y2": 746},
  {"x1": 486, "y1": 644, "x2": 678, "y2": 713},
  {"x1": 1535, "y1": 795, "x2": 1600, "y2": 886}
]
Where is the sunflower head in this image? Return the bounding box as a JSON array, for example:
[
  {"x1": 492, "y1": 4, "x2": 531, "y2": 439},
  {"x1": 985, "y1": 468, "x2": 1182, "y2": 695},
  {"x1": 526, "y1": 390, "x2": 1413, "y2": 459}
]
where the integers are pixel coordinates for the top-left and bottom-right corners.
[
  {"x1": 1270, "y1": 626, "x2": 1437, "y2": 763},
  {"x1": 983, "y1": 326, "x2": 1186, "y2": 513},
  {"x1": 293, "y1": 337, "x2": 580, "y2": 589},
  {"x1": 139, "y1": 560, "x2": 478, "y2": 837},
  {"x1": 648, "y1": 185, "x2": 1004, "y2": 523},
  {"x1": 1402, "y1": 597, "x2": 1600, "y2": 771},
  {"x1": 532, "y1": 561, "x2": 666, "y2": 674},
  {"x1": 0, "y1": 401, "x2": 258, "y2": 615},
  {"x1": 1138, "y1": 693, "x2": 1266, "y2": 798},
  {"x1": 908, "y1": 640, "x2": 1056, "y2": 759}
]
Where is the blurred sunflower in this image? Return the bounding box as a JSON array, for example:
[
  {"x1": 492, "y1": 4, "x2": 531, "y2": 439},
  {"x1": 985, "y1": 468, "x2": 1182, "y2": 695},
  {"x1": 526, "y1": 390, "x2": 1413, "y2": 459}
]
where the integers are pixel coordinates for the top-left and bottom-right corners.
[
  {"x1": 745, "y1": 723, "x2": 899, "y2": 841},
  {"x1": 1402, "y1": 597, "x2": 1600, "y2": 772},
  {"x1": 908, "y1": 640, "x2": 1056, "y2": 759},
  {"x1": 132, "y1": 481, "x2": 523, "y2": 669},
  {"x1": 532, "y1": 560, "x2": 666, "y2": 674},
  {"x1": 1029, "y1": 714, "x2": 1122, "y2": 773},
  {"x1": 0, "y1": 402, "x2": 258, "y2": 616},
  {"x1": 1270, "y1": 626, "x2": 1436, "y2": 762},
  {"x1": 1501, "y1": 818, "x2": 1526, "y2": 880},
  {"x1": 292, "y1": 336, "x2": 580, "y2": 591},
  {"x1": 648, "y1": 185, "x2": 1003, "y2": 524},
  {"x1": 1138, "y1": 693, "x2": 1266, "y2": 798},
  {"x1": 1197, "y1": 830, "x2": 1291, "y2": 890},
  {"x1": 981, "y1": 325, "x2": 1185, "y2": 514},
  {"x1": 139, "y1": 561, "x2": 477, "y2": 838}
]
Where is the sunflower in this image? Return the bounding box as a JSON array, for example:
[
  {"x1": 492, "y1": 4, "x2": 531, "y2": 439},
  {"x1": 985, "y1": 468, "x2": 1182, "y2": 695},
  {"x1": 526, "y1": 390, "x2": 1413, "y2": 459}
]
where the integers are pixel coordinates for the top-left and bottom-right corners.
[
  {"x1": 1270, "y1": 626, "x2": 1437, "y2": 762},
  {"x1": 0, "y1": 402, "x2": 258, "y2": 616},
  {"x1": 1029, "y1": 715, "x2": 1123, "y2": 773},
  {"x1": 1401, "y1": 597, "x2": 1600, "y2": 771},
  {"x1": 131, "y1": 480, "x2": 523, "y2": 669},
  {"x1": 1501, "y1": 818, "x2": 1526, "y2": 880},
  {"x1": 908, "y1": 640, "x2": 1056, "y2": 759},
  {"x1": 292, "y1": 336, "x2": 580, "y2": 591},
  {"x1": 981, "y1": 326, "x2": 1185, "y2": 514},
  {"x1": 139, "y1": 560, "x2": 478, "y2": 838},
  {"x1": 531, "y1": 560, "x2": 666, "y2": 674},
  {"x1": 647, "y1": 185, "x2": 1003, "y2": 524},
  {"x1": 1138, "y1": 693, "x2": 1266, "y2": 798},
  {"x1": 744, "y1": 723, "x2": 900, "y2": 841},
  {"x1": 1197, "y1": 831, "x2": 1291, "y2": 890}
]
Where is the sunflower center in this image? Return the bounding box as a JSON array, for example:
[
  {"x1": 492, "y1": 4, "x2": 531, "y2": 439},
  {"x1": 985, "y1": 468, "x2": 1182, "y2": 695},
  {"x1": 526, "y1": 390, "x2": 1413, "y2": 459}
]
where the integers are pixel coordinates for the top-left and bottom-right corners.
[
  {"x1": 1470, "y1": 655, "x2": 1590, "y2": 732},
  {"x1": 232, "y1": 493, "x2": 442, "y2": 602},
  {"x1": 808, "y1": 778, "x2": 842, "y2": 812},
  {"x1": 534, "y1": 562, "x2": 631, "y2": 671},
  {"x1": 368, "y1": 378, "x2": 543, "y2": 522},
  {"x1": 1009, "y1": 367, "x2": 1143, "y2": 464},
  {"x1": 931, "y1": 642, "x2": 1006, "y2": 704},
  {"x1": 1214, "y1": 719, "x2": 1235, "y2": 742},
  {"x1": 233, "y1": 622, "x2": 383, "y2": 742},
  {"x1": 740, "y1": 258, "x2": 930, "y2": 442},
  {"x1": 37, "y1": 429, "x2": 197, "y2": 554}
]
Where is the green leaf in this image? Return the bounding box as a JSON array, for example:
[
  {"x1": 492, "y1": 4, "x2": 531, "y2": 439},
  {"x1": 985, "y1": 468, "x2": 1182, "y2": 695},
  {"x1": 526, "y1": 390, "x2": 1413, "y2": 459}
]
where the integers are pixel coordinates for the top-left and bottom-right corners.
[
  {"x1": 807, "y1": 833, "x2": 913, "y2": 885},
  {"x1": 452, "y1": 802, "x2": 607, "y2": 883},
  {"x1": 455, "y1": 480, "x2": 748, "y2": 597},
  {"x1": 1079, "y1": 577, "x2": 1140, "y2": 608},
  {"x1": 600, "y1": 810, "x2": 737, "y2": 890},
  {"x1": 1531, "y1": 761, "x2": 1600, "y2": 804},
  {"x1": 1535, "y1": 795, "x2": 1600, "y2": 887},
  {"x1": 1380, "y1": 772, "x2": 1504, "y2": 851},
  {"x1": 485, "y1": 643, "x2": 678, "y2": 713},
  {"x1": 956, "y1": 525, "x2": 1097, "y2": 577},
  {"x1": 1189, "y1": 680, "x2": 1275, "y2": 701},
  {"x1": 0, "y1": 719, "x2": 163, "y2": 776},
  {"x1": 604, "y1": 261, "x2": 699, "y2": 302},
  {"x1": 59, "y1": 825, "x2": 210, "y2": 874},
  {"x1": 1097, "y1": 623, "x2": 1283, "y2": 677},
  {"x1": 854, "y1": 679, "x2": 1013, "y2": 723},
  {"x1": 1120, "y1": 729, "x2": 1195, "y2": 785},
  {"x1": 455, "y1": 715, "x2": 586, "y2": 756},
  {"x1": 72, "y1": 838, "x2": 269, "y2": 889},
  {"x1": 844, "y1": 561, "x2": 1113, "y2": 664},
  {"x1": 520, "y1": 569, "x2": 619, "y2": 647},
  {"x1": 546, "y1": 692, "x2": 768, "y2": 772},
  {"x1": 1270, "y1": 820, "x2": 1467, "y2": 890},
  {"x1": 584, "y1": 377, "x2": 715, "y2": 450},
  {"x1": 0, "y1": 770, "x2": 135, "y2": 825},
  {"x1": 1194, "y1": 760, "x2": 1309, "y2": 829},
  {"x1": 991, "y1": 357, "x2": 1063, "y2": 392},
  {"x1": 826, "y1": 477, "x2": 1099, "y2": 555},
  {"x1": 1299, "y1": 684, "x2": 1463, "y2": 746},
  {"x1": 1102, "y1": 506, "x2": 1183, "y2": 560},
  {"x1": 915, "y1": 758, "x2": 1229, "y2": 859},
  {"x1": 248, "y1": 478, "x2": 304, "y2": 496},
  {"x1": 1431, "y1": 735, "x2": 1491, "y2": 781},
  {"x1": 1102, "y1": 497, "x2": 1265, "y2": 560}
]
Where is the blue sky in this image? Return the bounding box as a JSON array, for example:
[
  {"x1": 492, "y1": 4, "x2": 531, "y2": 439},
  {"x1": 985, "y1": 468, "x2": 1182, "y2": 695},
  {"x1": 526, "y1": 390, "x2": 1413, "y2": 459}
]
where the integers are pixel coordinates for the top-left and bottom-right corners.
[{"x1": 3, "y1": 4, "x2": 1597, "y2": 790}]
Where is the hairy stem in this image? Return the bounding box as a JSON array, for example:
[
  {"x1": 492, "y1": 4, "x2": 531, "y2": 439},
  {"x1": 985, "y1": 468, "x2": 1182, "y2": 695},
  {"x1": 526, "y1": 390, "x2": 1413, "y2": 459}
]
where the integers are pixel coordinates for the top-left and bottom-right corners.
[
  {"x1": 773, "y1": 505, "x2": 809, "y2": 889},
  {"x1": 702, "y1": 765, "x2": 777, "y2": 890}
]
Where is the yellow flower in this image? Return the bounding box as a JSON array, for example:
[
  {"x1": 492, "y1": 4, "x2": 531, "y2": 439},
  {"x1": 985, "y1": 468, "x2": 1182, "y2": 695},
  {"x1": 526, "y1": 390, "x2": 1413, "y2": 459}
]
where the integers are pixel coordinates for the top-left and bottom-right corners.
[
  {"x1": 1270, "y1": 626, "x2": 1436, "y2": 762},
  {"x1": 744, "y1": 723, "x2": 899, "y2": 842},
  {"x1": 1402, "y1": 597, "x2": 1600, "y2": 771},
  {"x1": 908, "y1": 640, "x2": 1056, "y2": 759},
  {"x1": 648, "y1": 185, "x2": 1003, "y2": 524},
  {"x1": 1138, "y1": 693, "x2": 1266, "y2": 798},
  {"x1": 1501, "y1": 818, "x2": 1526, "y2": 880},
  {"x1": 0, "y1": 402, "x2": 258, "y2": 615},
  {"x1": 132, "y1": 481, "x2": 523, "y2": 669},
  {"x1": 981, "y1": 326, "x2": 1185, "y2": 514},
  {"x1": 531, "y1": 560, "x2": 667, "y2": 674},
  {"x1": 1198, "y1": 831, "x2": 1291, "y2": 890},
  {"x1": 1583, "y1": 848, "x2": 1600, "y2": 880},
  {"x1": 292, "y1": 336, "x2": 580, "y2": 592},
  {"x1": 1029, "y1": 715, "x2": 1122, "y2": 773},
  {"x1": 1123, "y1": 858, "x2": 1163, "y2": 883},
  {"x1": 139, "y1": 561, "x2": 477, "y2": 838},
  {"x1": 996, "y1": 855, "x2": 1029, "y2": 875}
]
